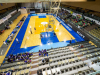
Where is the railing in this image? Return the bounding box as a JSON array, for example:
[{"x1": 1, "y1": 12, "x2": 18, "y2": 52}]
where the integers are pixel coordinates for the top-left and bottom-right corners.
[
  {"x1": 88, "y1": 70, "x2": 100, "y2": 75},
  {"x1": 59, "y1": 14, "x2": 100, "y2": 47},
  {"x1": 60, "y1": 7, "x2": 100, "y2": 41},
  {"x1": 91, "y1": 40, "x2": 100, "y2": 47},
  {"x1": 68, "y1": 19, "x2": 100, "y2": 47},
  {"x1": 67, "y1": 19, "x2": 100, "y2": 42}
]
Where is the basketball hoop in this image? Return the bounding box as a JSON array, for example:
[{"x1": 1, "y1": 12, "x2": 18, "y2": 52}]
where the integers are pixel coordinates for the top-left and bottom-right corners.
[{"x1": 41, "y1": 22, "x2": 48, "y2": 25}]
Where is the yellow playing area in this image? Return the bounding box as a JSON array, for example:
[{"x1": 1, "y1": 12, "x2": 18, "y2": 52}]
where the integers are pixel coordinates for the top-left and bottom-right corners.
[{"x1": 21, "y1": 15, "x2": 75, "y2": 48}]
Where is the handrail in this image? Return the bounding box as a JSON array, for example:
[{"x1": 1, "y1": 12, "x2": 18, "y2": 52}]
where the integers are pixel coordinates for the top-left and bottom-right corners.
[
  {"x1": 67, "y1": 20, "x2": 98, "y2": 41},
  {"x1": 88, "y1": 70, "x2": 100, "y2": 75},
  {"x1": 59, "y1": 13, "x2": 100, "y2": 47},
  {"x1": 66, "y1": 18, "x2": 100, "y2": 47},
  {"x1": 60, "y1": 7, "x2": 100, "y2": 41}
]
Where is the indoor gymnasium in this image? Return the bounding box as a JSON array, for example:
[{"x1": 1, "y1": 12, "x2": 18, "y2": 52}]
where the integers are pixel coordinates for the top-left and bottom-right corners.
[{"x1": 0, "y1": 0, "x2": 100, "y2": 75}]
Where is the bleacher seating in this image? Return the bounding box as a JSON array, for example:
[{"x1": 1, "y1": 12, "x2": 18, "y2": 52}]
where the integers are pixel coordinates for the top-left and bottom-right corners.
[
  {"x1": 59, "y1": 9, "x2": 95, "y2": 29},
  {"x1": 62, "y1": 6, "x2": 100, "y2": 21},
  {"x1": 58, "y1": 8, "x2": 100, "y2": 40},
  {"x1": 0, "y1": 8, "x2": 21, "y2": 35},
  {"x1": 4, "y1": 16, "x2": 26, "y2": 44},
  {"x1": 89, "y1": 27, "x2": 100, "y2": 39},
  {"x1": 0, "y1": 41, "x2": 100, "y2": 75},
  {"x1": 27, "y1": 41, "x2": 100, "y2": 75},
  {"x1": 0, "y1": 52, "x2": 32, "y2": 75},
  {"x1": 8, "y1": 11, "x2": 21, "y2": 23}
]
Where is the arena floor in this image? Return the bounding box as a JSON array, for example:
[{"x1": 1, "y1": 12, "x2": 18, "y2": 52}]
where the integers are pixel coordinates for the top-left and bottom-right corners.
[
  {"x1": 21, "y1": 15, "x2": 75, "y2": 48},
  {"x1": 0, "y1": 13, "x2": 85, "y2": 64}
]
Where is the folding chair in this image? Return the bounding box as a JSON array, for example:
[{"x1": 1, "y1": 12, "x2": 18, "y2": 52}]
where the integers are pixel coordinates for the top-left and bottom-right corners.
[
  {"x1": 2, "y1": 69, "x2": 6, "y2": 72},
  {"x1": 43, "y1": 71, "x2": 47, "y2": 75},
  {"x1": 20, "y1": 70, "x2": 24, "y2": 74},
  {"x1": 19, "y1": 66, "x2": 22, "y2": 69},
  {"x1": 12, "y1": 72, "x2": 16, "y2": 75},
  {"x1": 16, "y1": 62, "x2": 20, "y2": 65},
  {"x1": 27, "y1": 64, "x2": 31, "y2": 67},
  {"x1": 47, "y1": 70, "x2": 51, "y2": 75},
  {"x1": 56, "y1": 68, "x2": 61, "y2": 74},
  {"x1": 16, "y1": 71, "x2": 20, "y2": 75},
  {"x1": 11, "y1": 67, "x2": 14, "y2": 70},
  {"x1": 6, "y1": 68, "x2": 10, "y2": 71}
]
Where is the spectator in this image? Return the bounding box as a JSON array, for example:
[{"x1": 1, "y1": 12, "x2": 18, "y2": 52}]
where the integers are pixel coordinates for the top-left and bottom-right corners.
[
  {"x1": 7, "y1": 52, "x2": 32, "y2": 63},
  {"x1": 24, "y1": 59, "x2": 27, "y2": 63},
  {"x1": 78, "y1": 44, "x2": 81, "y2": 48},
  {"x1": 37, "y1": 70, "x2": 42, "y2": 75},
  {"x1": 69, "y1": 38, "x2": 72, "y2": 44},
  {"x1": 7, "y1": 58, "x2": 11, "y2": 62},
  {"x1": 34, "y1": 27, "x2": 36, "y2": 30},
  {"x1": 3, "y1": 41, "x2": 8, "y2": 46},
  {"x1": 39, "y1": 50, "x2": 48, "y2": 57},
  {"x1": 81, "y1": 44, "x2": 84, "y2": 48},
  {"x1": 28, "y1": 59, "x2": 31, "y2": 63},
  {"x1": 7, "y1": 36, "x2": 12, "y2": 43},
  {"x1": 45, "y1": 58, "x2": 49, "y2": 63},
  {"x1": 39, "y1": 53, "x2": 41, "y2": 56},
  {"x1": 5, "y1": 25, "x2": 10, "y2": 30},
  {"x1": 13, "y1": 29, "x2": 17, "y2": 33},
  {"x1": 42, "y1": 59, "x2": 45, "y2": 65},
  {"x1": 30, "y1": 27, "x2": 32, "y2": 34}
]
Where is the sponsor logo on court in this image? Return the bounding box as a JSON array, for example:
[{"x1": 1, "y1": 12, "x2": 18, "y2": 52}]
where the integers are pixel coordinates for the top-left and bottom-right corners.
[
  {"x1": 61, "y1": 22, "x2": 72, "y2": 31},
  {"x1": 56, "y1": 17, "x2": 72, "y2": 31},
  {"x1": 77, "y1": 31, "x2": 85, "y2": 38},
  {"x1": 67, "y1": 24, "x2": 72, "y2": 28}
]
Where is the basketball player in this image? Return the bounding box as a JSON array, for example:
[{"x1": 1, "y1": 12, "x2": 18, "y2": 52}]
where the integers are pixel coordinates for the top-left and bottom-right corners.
[
  {"x1": 30, "y1": 27, "x2": 32, "y2": 34},
  {"x1": 59, "y1": 21, "x2": 62, "y2": 25},
  {"x1": 34, "y1": 27, "x2": 36, "y2": 30}
]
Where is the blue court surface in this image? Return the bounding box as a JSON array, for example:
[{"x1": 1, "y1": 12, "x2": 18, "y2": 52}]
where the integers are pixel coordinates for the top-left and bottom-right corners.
[
  {"x1": 6, "y1": 15, "x2": 37, "y2": 56},
  {"x1": 41, "y1": 32, "x2": 59, "y2": 44},
  {"x1": 54, "y1": 14, "x2": 85, "y2": 43},
  {"x1": 39, "y1": 16, "x2": 46, "y2": 18},
  {"x1": 30, "y1": 41, "x2": 69, "y2": 53}
]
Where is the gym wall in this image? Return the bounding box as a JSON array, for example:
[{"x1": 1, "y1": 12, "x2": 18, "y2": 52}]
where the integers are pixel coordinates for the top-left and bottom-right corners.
[
  {"x1": 0, "y1": 3, "x2": 15, "y2": 10},
  {"x1": 61, "y1": 0, "x2": 100, "y2": 12}
]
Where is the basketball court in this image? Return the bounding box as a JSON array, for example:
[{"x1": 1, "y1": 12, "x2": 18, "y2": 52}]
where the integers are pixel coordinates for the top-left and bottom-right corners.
[{"x1": 21, "y1": 15, "x2": 75, "y2": 48}]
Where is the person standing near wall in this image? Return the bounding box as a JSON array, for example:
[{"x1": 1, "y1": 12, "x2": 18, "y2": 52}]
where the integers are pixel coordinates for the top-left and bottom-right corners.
[{"x1": 3, "y1": 41, "x2": 8, "y2": 46}]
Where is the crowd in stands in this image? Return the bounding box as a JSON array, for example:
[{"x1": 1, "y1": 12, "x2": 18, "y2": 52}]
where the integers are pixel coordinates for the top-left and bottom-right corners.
[
  {"x1": 79, "y1": 44, "x2": 84, "y2": 48},
  {"x1": 62, "y1": 6, "x2": 100, "y2": 21},
  {"x1": 0, "y1": 7, "x2": 23, "y2": 35},
  {"x1": 58, "y1": 9, "x2": 70, "y2": 19},
  {"x1": 0, "y1": 23, "x2": 11, "y2": 35},
  {"x1": 5, "y1": 25, "x2": 11, "y2": 30},
  {"x1": 0, "y1": 30, "x2": 5, "y2": 35},
  {"x1": 68, "y1": 15, "x2": 95, "y2": 28},
  {"x1": 42, "y1": 58, "x2": 49, "y2": 65},
  {"x1": 39, "y1": 49, "x2": 48, "y2": 57},
  {"x1": 7, "y1": 52, "x2": 32, "y2": 63},
  {"x1": 0, "y1": 8, "x2": 17, "y2": 35},
  {"x1": 59, "y1": 9, "x2": 95, "y2": 29},
  {"x1": 0, "y1": 69, "x2": 14, "y2": 75},
  {"x1": 3, "y1": 16, "x2": 26, "y2": 45},
  {"x1": 58, "y1": 8, "x2": 100, "y2": 40}
]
